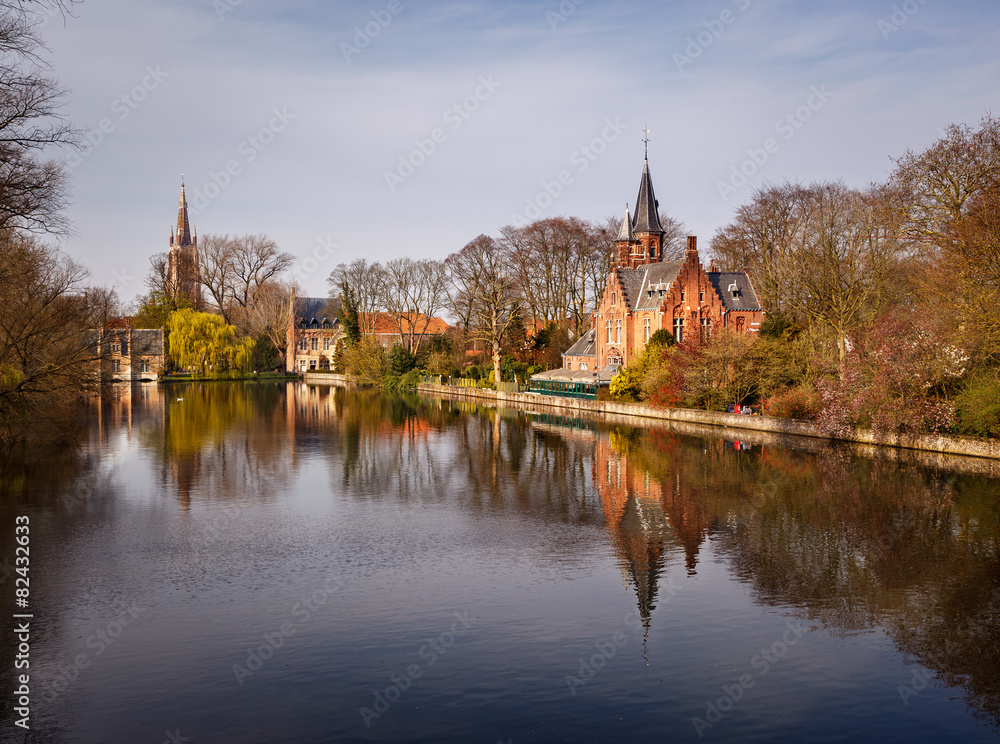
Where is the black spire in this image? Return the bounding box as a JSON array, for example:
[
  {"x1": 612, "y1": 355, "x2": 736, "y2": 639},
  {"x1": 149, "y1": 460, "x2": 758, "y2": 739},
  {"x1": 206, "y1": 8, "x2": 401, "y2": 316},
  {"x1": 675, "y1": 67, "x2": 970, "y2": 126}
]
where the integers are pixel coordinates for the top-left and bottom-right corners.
[{"x1": 632, "y1": 157, "x2": 664, "y2": 235}]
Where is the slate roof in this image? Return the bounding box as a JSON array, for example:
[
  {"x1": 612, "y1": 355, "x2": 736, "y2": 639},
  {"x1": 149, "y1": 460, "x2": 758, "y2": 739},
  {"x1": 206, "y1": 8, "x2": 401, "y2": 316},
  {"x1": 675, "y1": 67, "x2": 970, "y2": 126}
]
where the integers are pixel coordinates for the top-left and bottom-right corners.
[
  {"x1": 295, "y1": 296, "x2": 337, "y2": 324},
  {"x1": 616, "y1": 207, "x2": 634, "y2": 242},
  {"x1": 562, "y1": 329, "x2": 596, "y2": 359},
  {"x1": 631, "y1": 261, "x2": 684, "y2": 311},
  {"x1": 706, "y1": 272, "x2": 764, "y2": 312},
  {"x1": 132, "y1": 329, "x2": 164, "y2": 355}
]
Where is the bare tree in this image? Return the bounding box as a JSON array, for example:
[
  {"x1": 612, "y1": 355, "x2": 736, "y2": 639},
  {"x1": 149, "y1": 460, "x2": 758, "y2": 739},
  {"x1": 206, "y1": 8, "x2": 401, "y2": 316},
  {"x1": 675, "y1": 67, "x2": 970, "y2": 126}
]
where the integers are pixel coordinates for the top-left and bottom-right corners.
[
  {"x1": 196, "y1": 233, "x2": 236, "y2": 322},
  {"x1": 0, "y1": 5, "x2": 79, "y2": 236},
  {"x1": 787, "y1": 183, "x2": 905, "y2": 363},
  {"x1": 328, "y1": 259, "x2": 386, "y2": 336},
  {"x1": 445, "y1": 235, "x2": 520, "y2": 385},
  {"x1": 710, "y1": 182, "x2": 809, "y2": 314},
  {"x1": 228, "y1": 233, "x2": 294, "y2": 309},
  {"x1": 890, "y1": 113, "x2": 1000, "y2": 244},
  {"x1": 382, "y1": 257, "x2": 448, "y2": 355},
  {"x1": 241, "y1": 280, "x2": 298, "y2": 366}
]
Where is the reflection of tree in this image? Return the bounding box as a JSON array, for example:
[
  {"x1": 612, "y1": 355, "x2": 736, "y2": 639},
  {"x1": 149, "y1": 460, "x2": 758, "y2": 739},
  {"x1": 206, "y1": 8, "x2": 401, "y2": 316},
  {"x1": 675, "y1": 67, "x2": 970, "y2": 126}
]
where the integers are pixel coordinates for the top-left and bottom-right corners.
[
  {"x1": 136, "y1": 382, "x2": 293, "y2": 508},
  {"x1": 717, "y1": 451, "x2": 1000, "y2": 730}
]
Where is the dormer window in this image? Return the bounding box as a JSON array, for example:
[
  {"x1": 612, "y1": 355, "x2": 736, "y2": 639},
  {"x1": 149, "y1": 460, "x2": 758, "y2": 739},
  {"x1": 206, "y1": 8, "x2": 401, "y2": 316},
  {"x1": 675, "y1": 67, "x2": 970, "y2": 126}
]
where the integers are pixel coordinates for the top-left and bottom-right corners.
[
  {"x1": 729, "y1": 283, "x2": 739, "y2": 299},
  {"x1": 658, "y1": 290, "x2": 665, "y2": 297},
  {"x1": 647, "y1": 290, "x2": 653, "y2": 298}
]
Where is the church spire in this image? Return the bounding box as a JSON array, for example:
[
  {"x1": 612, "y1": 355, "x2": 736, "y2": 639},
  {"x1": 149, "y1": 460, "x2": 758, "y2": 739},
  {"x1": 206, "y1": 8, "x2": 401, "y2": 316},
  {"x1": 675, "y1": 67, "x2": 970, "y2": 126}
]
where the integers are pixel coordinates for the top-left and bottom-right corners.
[
  {"x1": 175, "y1": 177, "x2": 193, "y2": 247},
  {"x1": 632, "y1": 157, "x2": 664, "y2": 235}
]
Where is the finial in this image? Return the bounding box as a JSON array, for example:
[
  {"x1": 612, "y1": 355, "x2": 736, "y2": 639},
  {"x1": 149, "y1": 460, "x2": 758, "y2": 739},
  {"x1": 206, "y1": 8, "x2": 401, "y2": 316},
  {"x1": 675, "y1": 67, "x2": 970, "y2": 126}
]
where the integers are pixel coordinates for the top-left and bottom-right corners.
[
  {"x1": 181, "y1": 172, "x2": 185, "y2": 186},
  {"x1": 642, "y1": 127, "x2": 651, "y2": 158}
]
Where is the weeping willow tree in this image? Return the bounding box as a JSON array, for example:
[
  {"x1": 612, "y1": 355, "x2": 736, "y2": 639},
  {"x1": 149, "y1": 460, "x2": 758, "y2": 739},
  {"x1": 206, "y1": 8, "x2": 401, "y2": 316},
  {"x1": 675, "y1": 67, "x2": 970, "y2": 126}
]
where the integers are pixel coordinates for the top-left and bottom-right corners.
[{"x1": 167, "y1": 309, "x2": 253, "y2": 378}]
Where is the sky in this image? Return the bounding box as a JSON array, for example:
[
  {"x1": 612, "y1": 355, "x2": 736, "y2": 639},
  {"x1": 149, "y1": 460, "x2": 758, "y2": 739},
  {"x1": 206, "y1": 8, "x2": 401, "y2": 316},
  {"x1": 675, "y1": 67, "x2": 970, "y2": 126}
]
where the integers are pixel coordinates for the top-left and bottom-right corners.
[{"x1": 32, "y1": 0, "x2": 1000, "y2": 301}]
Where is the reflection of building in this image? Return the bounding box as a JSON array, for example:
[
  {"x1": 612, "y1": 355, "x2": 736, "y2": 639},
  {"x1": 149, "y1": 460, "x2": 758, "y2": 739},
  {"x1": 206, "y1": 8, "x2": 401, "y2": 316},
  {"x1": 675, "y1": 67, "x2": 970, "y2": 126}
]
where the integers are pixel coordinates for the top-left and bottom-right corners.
[
  {"x1": 167, "y1": 180, "x2": 201, "y2": 307},
  {"x1": 95, "y1": 319, "x2": 164, "y2": 381},
  {"x1": 286, "y1": 296, "x2": 343, "y2": 373},
  {"x1": 593, "y1": 156, "x2": 765, "y2": 370},
  {"x1": 593, "y1": 432, "x2": 721, "y2": 629}
]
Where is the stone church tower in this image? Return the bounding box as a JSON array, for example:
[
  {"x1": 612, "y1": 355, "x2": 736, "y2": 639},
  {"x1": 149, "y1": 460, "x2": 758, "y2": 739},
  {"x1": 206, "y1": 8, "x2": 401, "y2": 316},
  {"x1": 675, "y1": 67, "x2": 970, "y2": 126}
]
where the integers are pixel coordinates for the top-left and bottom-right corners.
[{"x1": 167, "y1": 180, "x2": 201, "y2": 307}]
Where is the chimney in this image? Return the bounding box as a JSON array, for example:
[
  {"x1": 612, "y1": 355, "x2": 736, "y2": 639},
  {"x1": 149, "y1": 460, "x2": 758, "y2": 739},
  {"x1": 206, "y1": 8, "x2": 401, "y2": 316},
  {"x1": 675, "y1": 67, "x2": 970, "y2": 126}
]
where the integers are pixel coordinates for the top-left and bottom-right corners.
[
  {"x1": 709, "y1": 259, "x2": 715, "y2": 272},
  {"x1": 686, "y1": 235, "x2": 698, "y2": 263}
]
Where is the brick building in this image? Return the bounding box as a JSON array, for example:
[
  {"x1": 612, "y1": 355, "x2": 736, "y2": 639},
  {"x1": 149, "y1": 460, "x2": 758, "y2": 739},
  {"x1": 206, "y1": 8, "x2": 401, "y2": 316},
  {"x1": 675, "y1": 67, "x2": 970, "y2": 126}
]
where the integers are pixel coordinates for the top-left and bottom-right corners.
[
  {"x1": 95, "y1": 319, "x2": 165, "y2": 381},
  {"x1": 593, "y1": 156, "x2": 764, "y2": 371},
  {"x1": 286, "y1": 296, "x2": 343, "y2": 373}
]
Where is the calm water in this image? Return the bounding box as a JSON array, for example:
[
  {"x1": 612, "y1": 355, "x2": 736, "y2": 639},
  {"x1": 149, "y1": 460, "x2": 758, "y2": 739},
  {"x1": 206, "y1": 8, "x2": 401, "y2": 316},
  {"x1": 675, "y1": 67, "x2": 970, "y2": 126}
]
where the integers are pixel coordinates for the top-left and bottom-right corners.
[{"x1": 1, "y1": 382, "x2": 999, "y2": 744}]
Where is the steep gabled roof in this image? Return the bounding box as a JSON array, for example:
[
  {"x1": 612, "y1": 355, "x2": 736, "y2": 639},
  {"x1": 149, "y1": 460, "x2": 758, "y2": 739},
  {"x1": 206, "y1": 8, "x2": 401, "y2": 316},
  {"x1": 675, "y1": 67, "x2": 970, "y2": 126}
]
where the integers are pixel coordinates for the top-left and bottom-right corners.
[
  {"x1": 633, "y1": 261, "x2": 684, "y2": 311},
  {"x1": 707, "y1": 272, "x2": 764, "y2": 312},
  {"x1": 563, "y1": 329, "x2": 596, "y2": 359},
  {"x1": 632, "y1": 158, "x2": 664, "y2": 235}
]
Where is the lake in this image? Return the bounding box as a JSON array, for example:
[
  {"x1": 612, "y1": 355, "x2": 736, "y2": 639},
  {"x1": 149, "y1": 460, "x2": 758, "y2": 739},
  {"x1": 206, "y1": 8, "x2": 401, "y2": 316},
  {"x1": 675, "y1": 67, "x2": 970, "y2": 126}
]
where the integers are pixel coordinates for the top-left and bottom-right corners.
[{"x1": 1, "y1": 381, "x2": 998, "y2": 743}]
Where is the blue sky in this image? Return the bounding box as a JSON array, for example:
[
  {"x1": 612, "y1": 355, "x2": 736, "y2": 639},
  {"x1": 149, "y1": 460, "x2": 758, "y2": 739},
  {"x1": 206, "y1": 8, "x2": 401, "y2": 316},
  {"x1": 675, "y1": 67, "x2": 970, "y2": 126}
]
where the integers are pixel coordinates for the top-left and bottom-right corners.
[{"x1": 36, "y1": 0, "x2": 1000, "y2": 300}]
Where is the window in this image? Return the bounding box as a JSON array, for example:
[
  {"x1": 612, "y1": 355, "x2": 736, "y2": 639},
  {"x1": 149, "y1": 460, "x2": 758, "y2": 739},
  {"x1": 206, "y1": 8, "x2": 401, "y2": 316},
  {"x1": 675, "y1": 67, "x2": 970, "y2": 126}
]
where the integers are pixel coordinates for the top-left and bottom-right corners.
[
  {"x1": 311, "y1": 338, "x2": 318, "y2": 351},
  {"x1": 606, "y1": 320, "x2": 612, "y2": 343},
  {"x1": 580, "y1": 363, "x2": 588, "y2": 371},
  {"x1": 111, "y1": 342, "x2": 121, "y2": 354},
  {"x1": 140, "y1": 359, "x2": 150, "y2": 373},
  {"x1": 298, "y1": 339, "x2": 308, "y2": 352},
  {"x1": 701, "y1": 317, "x2": 712, "y2": 341},
  {"x1": 112, "y1": 359, "x2": 121, "y2": 373},
  {"x1": 309, "y1": 360, "x2": 317, "y2": 369},
  {"x1": 615, "y1": 319, "x2": 622, "y2": 344},
  {"x1": 673, "y1": 317, "x2": 684, "y2": 344},
  {"x1": 299, "y1": 360, "x2": 307, "y2": 370},
  {"x1": 611, "y1": 293, "x2": 616, "y2": 306},
  {"x1": 659, "y1": 289, "x2": 665, "y2": 297},
  {"x1": 699, "y1": 290, "x2": 704, "y2": 302},
  {"x1": 680, "y1": 291, "x2": 685, "y2": 302},
  {"x1": 323, "y1": 338, "x2": 330, "y2": 351},
  {"x1": 647, "y1": 290, "x2": 653, "y2": 298},
  {"x1": 644, "y1": 318, "x2": 651, "y2": 342}
]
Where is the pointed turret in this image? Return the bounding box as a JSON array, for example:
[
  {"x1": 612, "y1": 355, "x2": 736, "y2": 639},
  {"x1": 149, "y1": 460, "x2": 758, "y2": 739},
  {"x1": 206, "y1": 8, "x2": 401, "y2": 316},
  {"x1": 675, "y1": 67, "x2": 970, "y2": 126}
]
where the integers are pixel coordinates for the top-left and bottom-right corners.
[
  {"x1": 616, "y1": 205, "x2": 634, "y2": 242},
  {"x1": 632, "y1": 157, "x2": 664, "y2": 235}
]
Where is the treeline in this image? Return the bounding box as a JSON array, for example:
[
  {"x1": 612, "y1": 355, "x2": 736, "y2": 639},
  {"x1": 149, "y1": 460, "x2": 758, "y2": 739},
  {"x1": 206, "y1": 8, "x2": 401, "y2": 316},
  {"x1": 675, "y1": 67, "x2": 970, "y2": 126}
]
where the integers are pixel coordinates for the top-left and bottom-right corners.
[
  {"x1": 329, "y1": 214, "x2": 687, "y2": 386},
  {"x1": 618, "y1": 115, "x2": 1000, "y2": 438}
]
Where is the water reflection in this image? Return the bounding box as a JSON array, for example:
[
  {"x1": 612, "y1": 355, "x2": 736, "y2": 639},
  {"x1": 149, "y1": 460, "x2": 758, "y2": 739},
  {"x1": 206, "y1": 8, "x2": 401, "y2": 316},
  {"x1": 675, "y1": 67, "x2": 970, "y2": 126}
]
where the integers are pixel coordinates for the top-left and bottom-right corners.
[{"x1": 1, "y1": 382, "x2": 999, "y2": 740}]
